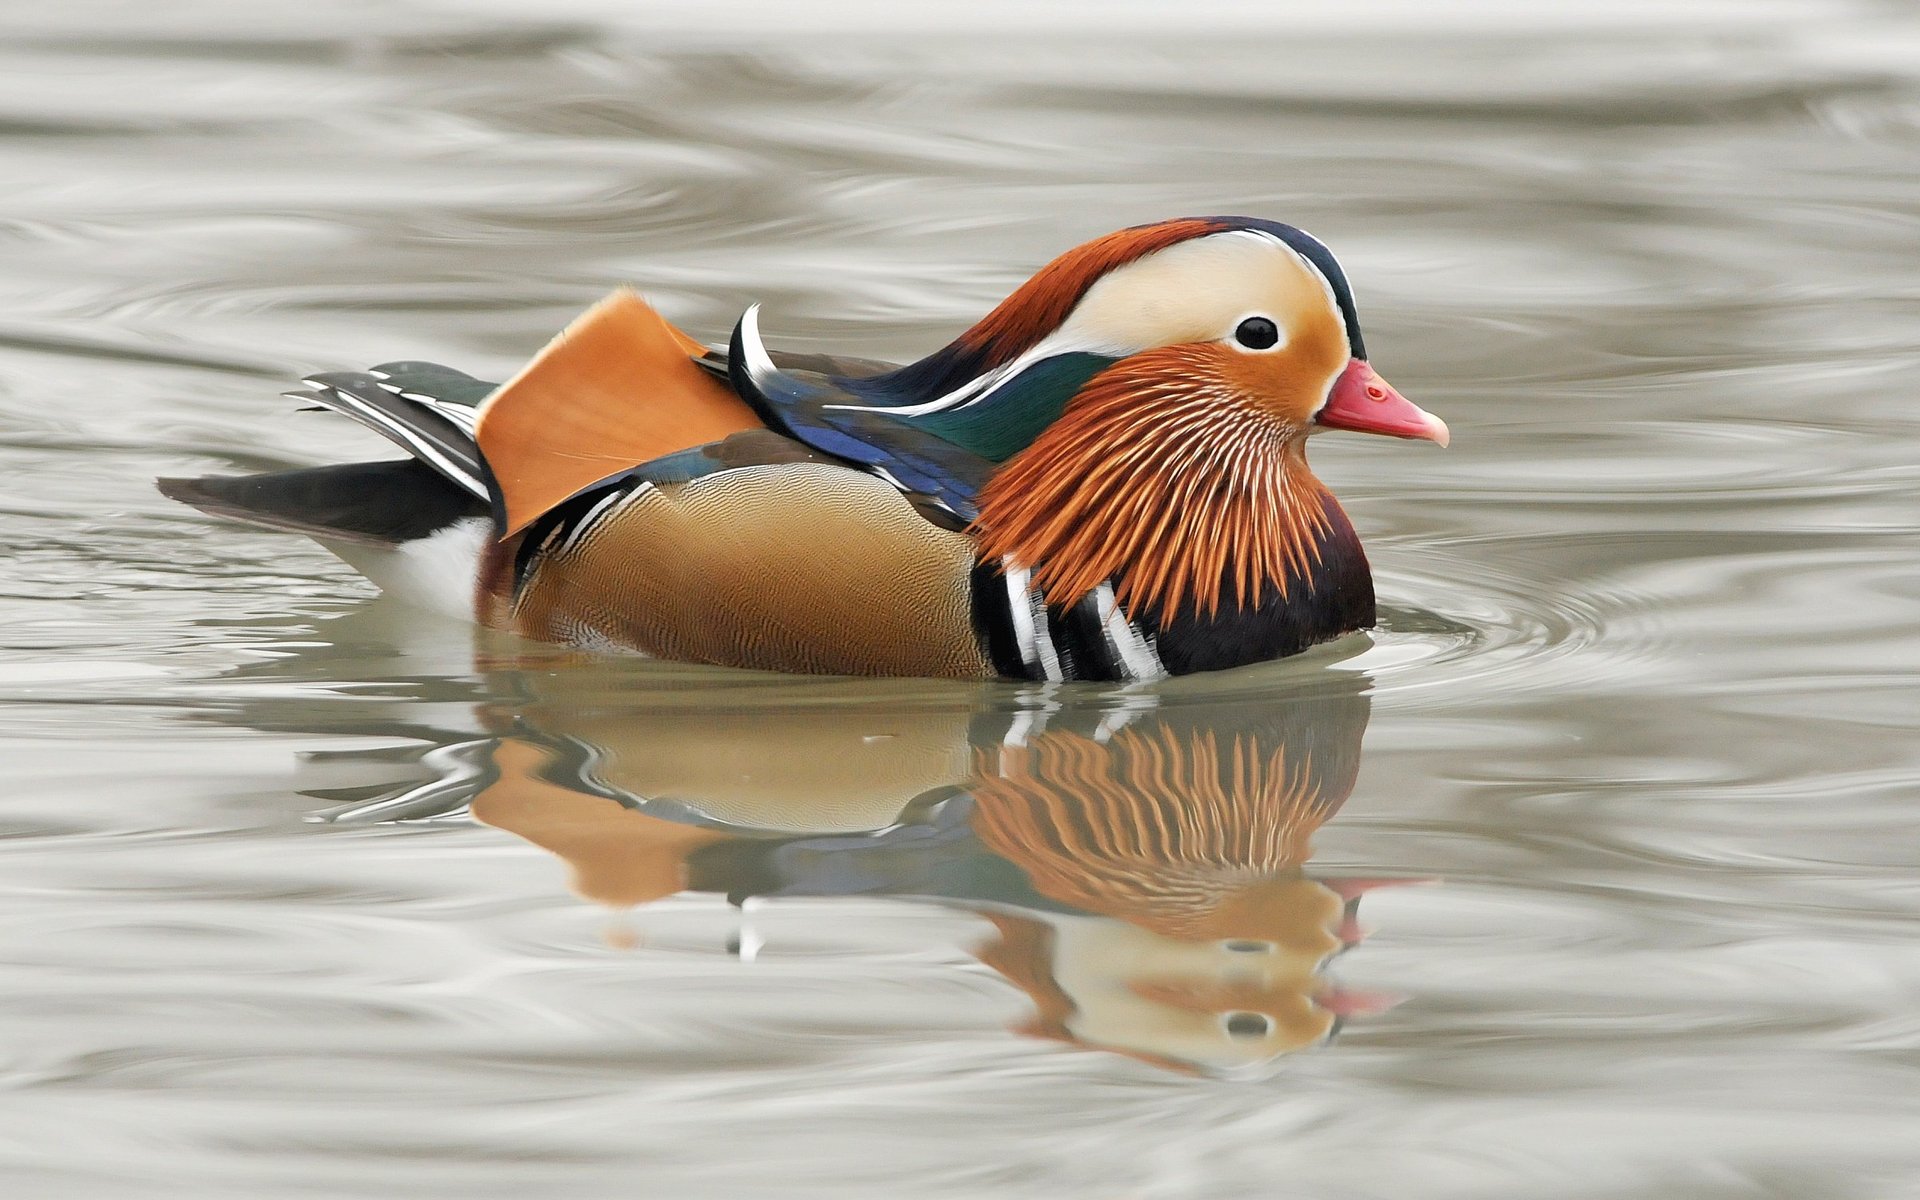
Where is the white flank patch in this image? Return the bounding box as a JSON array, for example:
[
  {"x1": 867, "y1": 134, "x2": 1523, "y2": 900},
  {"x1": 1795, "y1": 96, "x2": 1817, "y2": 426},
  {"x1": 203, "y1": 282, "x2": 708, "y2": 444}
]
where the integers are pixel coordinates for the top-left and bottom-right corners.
[{"x1": 324, "y1": 517, "x2": 490, "y2": 622}]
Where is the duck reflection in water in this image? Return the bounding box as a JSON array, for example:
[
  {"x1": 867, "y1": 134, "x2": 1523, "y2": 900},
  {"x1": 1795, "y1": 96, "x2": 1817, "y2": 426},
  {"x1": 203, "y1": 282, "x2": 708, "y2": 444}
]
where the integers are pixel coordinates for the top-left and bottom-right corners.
[{"x1": 331, "y1": 659, "x2": 1415, "y2": 1076}]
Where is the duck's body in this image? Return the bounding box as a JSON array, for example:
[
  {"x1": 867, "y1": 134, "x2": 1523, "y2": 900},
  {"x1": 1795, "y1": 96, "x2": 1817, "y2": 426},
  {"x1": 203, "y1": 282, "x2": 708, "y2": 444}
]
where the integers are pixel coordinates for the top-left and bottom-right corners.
[{"x1": 161, "y1": 217, "x2": 1446, "y2": 680}]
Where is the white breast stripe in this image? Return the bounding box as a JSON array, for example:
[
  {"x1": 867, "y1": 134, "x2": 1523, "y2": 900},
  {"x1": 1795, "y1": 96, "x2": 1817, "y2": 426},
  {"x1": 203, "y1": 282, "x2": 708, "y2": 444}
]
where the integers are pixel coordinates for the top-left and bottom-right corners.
[
  {"x1": 1003, "y1": 562, "x2": 1041, "y2": 673},
  {"x1": 1026, "y1": 583, "x2": 1065, "y2": 683},
  {"x1": 1095, "y1": 583, "x2": 1167, "y2": 682},
  {"x1": 1001, "y1": 560, "x2": 1064, "y2": 682}
]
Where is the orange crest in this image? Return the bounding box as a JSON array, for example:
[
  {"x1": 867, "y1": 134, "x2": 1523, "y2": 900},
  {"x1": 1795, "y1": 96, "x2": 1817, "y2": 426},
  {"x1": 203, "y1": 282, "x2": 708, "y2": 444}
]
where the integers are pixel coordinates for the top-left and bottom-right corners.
[{"x1": 958, "y1": 219, "x2": 1224, "y2": 368}]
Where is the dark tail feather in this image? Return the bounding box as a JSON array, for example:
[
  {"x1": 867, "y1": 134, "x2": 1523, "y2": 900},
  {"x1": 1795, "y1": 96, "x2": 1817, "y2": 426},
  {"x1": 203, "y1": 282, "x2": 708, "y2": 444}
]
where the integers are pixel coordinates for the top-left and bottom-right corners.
[
  {"x1": 158, "y1": 460, "x2": 486, "y2": 547},
  {"x1": 296, "y1": 371, "x2": 493, "y2": 500},
  {"x1": 367, "y1": 361, "x2": 502, "y2": 408}
]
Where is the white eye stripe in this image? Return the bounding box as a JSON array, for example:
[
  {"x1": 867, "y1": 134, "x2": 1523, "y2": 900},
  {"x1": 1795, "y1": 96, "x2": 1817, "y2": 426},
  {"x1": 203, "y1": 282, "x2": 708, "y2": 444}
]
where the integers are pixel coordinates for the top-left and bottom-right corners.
[
  {"x1": 1232, "y1": 231, "x2": 1356, "y2": 422},
  {"x1": 1235, "y1": 229, "x2": 1350, "y2": 359},
  {"x1": 842, "y1": 228, "x2": 1351, "y2": 418},
  {"x1": 1065, "y1": 231, "x2": 1346, "y2": 362}
]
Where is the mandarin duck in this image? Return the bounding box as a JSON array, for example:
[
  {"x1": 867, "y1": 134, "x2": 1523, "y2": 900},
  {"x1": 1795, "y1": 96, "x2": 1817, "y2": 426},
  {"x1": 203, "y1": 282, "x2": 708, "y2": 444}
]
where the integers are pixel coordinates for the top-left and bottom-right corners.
[{"x1": 161, "y1": 217, "x2": 1447, "y2": 680}]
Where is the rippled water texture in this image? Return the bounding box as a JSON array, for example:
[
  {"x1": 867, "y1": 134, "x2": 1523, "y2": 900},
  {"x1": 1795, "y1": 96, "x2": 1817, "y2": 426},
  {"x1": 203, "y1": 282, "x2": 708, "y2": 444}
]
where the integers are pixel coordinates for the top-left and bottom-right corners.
[{"x1": 4, "y1": 1, "x2": 1919, "y2": 1196}]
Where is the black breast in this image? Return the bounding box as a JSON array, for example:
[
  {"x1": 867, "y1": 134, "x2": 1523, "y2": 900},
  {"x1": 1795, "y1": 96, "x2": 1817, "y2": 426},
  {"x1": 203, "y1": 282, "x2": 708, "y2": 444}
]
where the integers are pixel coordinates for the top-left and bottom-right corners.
[
  {"x1": 969, "y1": 502, "x2": 1376, "y2": 681},
  {"x1": 1141, "y1": 503, "x2": 1375, "y2": 676}
]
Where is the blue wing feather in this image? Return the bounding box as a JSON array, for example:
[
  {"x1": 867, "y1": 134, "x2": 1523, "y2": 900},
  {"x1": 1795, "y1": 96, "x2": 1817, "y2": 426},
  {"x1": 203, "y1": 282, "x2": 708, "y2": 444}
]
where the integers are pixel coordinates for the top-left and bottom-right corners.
[{"x1": 725, "y1": 308, "x2": 993, "y2": 520}]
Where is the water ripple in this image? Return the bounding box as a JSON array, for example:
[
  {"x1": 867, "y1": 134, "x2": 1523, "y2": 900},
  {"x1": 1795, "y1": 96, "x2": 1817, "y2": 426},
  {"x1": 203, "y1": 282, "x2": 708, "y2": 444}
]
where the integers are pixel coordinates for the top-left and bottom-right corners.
[{"x1": 6, "y1": 0, "x2": 1920, "y2": 1193}]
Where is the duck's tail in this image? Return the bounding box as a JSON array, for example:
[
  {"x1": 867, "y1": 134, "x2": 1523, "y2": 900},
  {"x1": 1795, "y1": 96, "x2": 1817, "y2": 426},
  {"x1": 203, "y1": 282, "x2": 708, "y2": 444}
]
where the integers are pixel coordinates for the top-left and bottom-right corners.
[
  {"x1": 158, "y1": 291, "x2": 765, "y2": 617},
  {"x1": 160, "y1": 360, "x2": 501, "y2": 536},
  {"x1": 156, "y1": 458, "x2": 481, "y2": 547},
  {"x1": 158, "y1": 363, "x2": 502, "y2": 618}
]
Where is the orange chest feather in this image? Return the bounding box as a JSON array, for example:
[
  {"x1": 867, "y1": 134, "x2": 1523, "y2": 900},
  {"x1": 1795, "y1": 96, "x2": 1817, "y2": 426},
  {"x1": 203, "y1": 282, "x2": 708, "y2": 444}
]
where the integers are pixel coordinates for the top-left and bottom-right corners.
[{"x1": 971, "y1": 358, "x2": 1341, "y2": 621}]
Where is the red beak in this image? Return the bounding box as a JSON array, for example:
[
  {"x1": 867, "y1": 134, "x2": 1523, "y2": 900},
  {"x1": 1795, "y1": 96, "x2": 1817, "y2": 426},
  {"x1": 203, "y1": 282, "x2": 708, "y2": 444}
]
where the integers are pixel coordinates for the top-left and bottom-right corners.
[{"x1": 1315, "y1": 359, "x2": 1449, "y2": 447}]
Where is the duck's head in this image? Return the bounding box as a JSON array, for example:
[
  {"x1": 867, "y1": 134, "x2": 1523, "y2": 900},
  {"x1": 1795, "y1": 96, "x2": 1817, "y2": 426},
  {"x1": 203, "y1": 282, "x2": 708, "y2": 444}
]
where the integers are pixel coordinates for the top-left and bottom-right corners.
[
  {"x1": 867, "y1": 215, "x2": 1447, "y2": 455},
  {"x1": 913, "y1": 218, "x2": 1446, "y2": 620}
]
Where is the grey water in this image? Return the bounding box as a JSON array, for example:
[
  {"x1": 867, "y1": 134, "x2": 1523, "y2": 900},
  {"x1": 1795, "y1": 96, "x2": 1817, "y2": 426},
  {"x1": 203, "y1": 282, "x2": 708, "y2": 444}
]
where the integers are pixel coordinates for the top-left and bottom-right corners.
[{"x1": 3, "y1": 1, "x2": 1919, "y2": 1196}]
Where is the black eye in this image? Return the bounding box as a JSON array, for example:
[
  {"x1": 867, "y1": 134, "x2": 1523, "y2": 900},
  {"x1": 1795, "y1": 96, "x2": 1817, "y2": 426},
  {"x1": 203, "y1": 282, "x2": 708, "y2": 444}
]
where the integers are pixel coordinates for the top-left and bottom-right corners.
[
  {"x1": 1223, "y1": 1012, "x2": 1272, "y2": 1039},
  {"x1": 1234, "y1": 316, "x2": 1279, "y2": 350}
]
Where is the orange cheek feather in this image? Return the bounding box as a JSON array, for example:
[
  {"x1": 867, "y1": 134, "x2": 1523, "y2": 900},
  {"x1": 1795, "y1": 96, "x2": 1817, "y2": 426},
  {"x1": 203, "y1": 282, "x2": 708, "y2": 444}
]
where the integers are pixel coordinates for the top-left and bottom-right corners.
[{"x1": 1208, "y1": 322, "x2": 1347, "y2": 430}]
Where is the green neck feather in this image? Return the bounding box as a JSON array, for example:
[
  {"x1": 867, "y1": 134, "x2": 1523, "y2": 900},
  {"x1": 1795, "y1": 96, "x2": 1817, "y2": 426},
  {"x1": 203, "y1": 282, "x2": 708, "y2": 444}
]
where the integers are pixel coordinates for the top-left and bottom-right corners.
[{"x1": 907, "y1": 353, "x2": 1115, "y2": 462}]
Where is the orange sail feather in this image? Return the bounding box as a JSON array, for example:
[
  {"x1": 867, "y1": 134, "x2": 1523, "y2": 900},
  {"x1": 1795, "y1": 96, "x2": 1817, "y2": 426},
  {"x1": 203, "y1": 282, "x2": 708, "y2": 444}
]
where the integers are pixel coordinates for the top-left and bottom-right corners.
[{"x1": 475, "y1": 289, "x2": 763, "y2": 536}]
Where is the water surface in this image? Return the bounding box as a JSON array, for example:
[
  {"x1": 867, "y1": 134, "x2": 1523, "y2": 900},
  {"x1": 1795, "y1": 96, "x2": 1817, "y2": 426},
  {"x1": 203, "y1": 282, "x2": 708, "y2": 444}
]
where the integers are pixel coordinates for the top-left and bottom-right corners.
[{"x1": 3, "y1": 2, "x2": 1919, "y2": 1196}]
